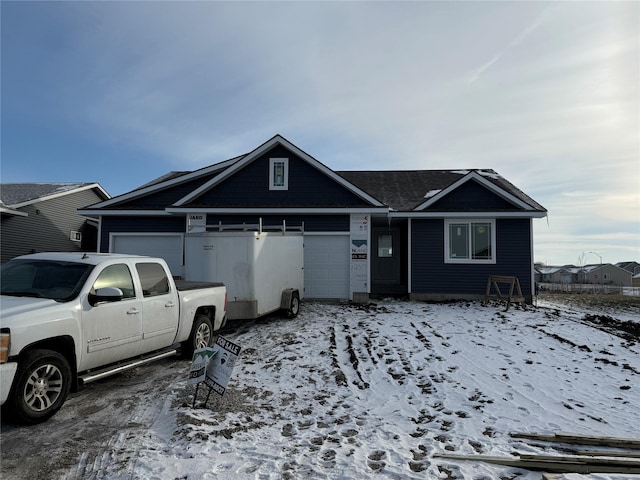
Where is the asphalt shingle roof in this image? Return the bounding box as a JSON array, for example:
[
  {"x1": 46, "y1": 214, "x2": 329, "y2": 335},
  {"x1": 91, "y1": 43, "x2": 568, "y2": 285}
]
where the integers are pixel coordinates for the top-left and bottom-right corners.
[
  {"x1": 0, "y1": 183, "x2": 95, "y2": 206},
  {"x1": 337, "y1": 169, "x2": 546, "y2": 212}
]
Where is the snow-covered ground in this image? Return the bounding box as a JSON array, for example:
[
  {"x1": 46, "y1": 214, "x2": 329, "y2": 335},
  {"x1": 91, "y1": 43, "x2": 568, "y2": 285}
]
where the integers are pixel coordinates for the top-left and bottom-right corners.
[{"x1": 1, "y1": 297, "x2": 639, "y2": 479}]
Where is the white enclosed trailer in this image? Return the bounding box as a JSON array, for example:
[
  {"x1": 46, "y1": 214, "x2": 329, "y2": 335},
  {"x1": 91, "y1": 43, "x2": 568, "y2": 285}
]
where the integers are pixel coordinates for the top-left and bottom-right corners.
[{"x1": 184, "y1": 229, "x2": 303, "y2": 320}]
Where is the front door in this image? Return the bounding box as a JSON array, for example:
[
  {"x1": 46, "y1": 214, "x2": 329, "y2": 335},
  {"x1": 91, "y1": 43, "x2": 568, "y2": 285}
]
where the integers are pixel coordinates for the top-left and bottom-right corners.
[{"x1": 371, "y1": 227, "x2": 405, "y2": 294}]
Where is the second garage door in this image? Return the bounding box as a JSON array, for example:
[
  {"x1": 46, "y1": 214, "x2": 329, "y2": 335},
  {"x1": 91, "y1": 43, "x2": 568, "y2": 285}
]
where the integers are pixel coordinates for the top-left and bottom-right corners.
[{"x1": 304, "y1": 235, "x2": 350, "y2": 300}]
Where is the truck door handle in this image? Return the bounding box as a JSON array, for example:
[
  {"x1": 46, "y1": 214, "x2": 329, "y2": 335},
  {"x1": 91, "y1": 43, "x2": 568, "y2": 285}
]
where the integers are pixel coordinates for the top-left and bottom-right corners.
[
  {"x1": 127, "y1": 308, "x2": 141, "y2": 315},
  {"x1": 165, "y1": 302, "x2": 176, "y2": 308}
]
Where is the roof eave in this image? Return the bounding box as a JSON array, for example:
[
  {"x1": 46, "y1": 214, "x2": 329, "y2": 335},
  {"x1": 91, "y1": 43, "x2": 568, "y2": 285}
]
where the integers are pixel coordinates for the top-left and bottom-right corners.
[
  {"x1": 88, "y1": 157, "x2": 242, "y2": 209},
  {"x1": 7, "y1": 183, "x2": 110, "y2": 208},
  {"x1": 389, "y1": 211, "x2": 547, "y2": 218},
  {"x1": 166, "y1": 206, "x2": 390, "y2": 215},
  {"x1": 414, "y1": 171, "x2": 538, "y2": 212}
]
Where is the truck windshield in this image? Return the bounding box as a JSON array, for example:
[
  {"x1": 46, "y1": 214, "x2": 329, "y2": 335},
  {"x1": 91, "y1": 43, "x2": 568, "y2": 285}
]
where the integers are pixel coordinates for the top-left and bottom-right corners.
[{"x1": 0, "y1": 259, "x2": 94, "y2": 302}]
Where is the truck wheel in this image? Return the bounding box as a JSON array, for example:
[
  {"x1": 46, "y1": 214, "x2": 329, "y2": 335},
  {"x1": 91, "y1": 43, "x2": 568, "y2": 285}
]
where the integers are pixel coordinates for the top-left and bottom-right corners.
[
  {"x1": 287, "y1": 291, "x2": 300, "y2": 318},
  {"x1": 183, "y1": 315, "x2": 213, "y2": 357},
  {"x1": 8, "y1": 349, "x2": 72, "y2": 424}
]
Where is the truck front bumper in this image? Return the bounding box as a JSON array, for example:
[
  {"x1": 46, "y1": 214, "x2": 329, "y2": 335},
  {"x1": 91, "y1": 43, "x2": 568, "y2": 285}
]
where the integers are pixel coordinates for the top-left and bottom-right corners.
[{"x1": 0, "y1": 362, "x2": 18, "y2": 405}]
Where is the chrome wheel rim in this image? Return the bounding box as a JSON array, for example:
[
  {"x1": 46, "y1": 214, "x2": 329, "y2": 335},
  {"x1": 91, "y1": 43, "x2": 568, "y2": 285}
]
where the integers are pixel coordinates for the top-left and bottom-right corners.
[
  {"x1": 24, "y1": 363, "x2": 64, "y2": 412},
  {"x1": 195, "y1": 322, "x2": 211, "y2": 349}
]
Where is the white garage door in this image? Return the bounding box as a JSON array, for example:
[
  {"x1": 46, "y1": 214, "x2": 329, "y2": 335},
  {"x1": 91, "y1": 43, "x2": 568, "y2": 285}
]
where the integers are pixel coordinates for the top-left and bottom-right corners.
[
  {"x1": 111, "y1": 234, "x2": 183, "y2": 277},
  {"x1": 304, "y1": 235, "x2": 350, "y2": 299}
]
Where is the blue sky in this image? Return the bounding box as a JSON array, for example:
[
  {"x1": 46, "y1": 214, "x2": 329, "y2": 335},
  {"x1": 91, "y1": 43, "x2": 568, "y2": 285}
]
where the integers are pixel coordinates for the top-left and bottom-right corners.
[{"x1": 1, "y1": 1, "x2": 638, "y2": 266}]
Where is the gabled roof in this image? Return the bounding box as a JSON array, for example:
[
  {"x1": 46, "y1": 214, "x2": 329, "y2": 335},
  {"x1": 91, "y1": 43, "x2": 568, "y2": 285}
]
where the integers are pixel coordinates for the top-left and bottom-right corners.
[
  {"x1": 337, "y1": 170, "x2": 455, "y2": 211},
  {"x1": 535, "y1": 265, "x2": 581, "y2": 275},
  {"x1": 87, "y1": 156, "x2": 243, "y2": 210},
  {"x1": 535, "y1": 266, "x2": 564, "y2": 274},
  {"x1": 85, "y1": 135, "x2": 385, "y2": 212},
  {"x1": 583, "y1": 263, "x2": 633, "y2": 274},
  {"x1": 616, "y1": 261, "x2": 640, "y2": 273},
  {"x1": 78, "y1": 135, "x2": 546, "y2": 218},
  {"x1": 338, "y1": 169, "x2": 546, "y2": 214},
  {"x1": 0, "y1": 183, "x2": 110, "y2": 208},
  {"x1": 173, "y1": 135, "x2": 383, "y2": 208}
]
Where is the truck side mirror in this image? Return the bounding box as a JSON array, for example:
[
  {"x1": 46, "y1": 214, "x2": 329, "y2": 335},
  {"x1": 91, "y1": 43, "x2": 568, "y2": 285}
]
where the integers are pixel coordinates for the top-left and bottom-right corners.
[{"x1": 88, "y1": 287, "x2": 124, "y2": 306}]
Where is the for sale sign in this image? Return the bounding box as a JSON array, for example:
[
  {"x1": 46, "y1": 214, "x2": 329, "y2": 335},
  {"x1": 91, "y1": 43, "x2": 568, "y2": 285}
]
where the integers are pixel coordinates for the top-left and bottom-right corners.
[
  {"x1": 188, "y1": 347, "x2": 216, "y2": 385},
  {"x1": 204, "y1": 336, "x2": 241, "y2": 396}
]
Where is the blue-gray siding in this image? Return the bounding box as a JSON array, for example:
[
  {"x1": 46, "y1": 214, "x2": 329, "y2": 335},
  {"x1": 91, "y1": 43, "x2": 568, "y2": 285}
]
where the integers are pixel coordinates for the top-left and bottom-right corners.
[
  {"x1": 112, "y1": 174, "x2": 217, "y2": 209},
  {"x1": 411, "y1": 218, "x2": 532, "y2": 295},
  {"x1": 428, "y1": 180, "x2": 519, "y2": 211},
  {"x1": 185, "y1": 146, "x2": 370, "y2": 208}
]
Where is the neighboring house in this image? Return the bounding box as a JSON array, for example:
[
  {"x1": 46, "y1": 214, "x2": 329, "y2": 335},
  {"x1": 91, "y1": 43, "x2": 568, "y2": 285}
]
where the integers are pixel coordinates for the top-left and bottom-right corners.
[
  {"x1": 535, "y1": 265, "x2": 580, "y2": 284},
  {"x1": 79, "y1": 135, "x2": 547, "y2": 302},
  {"x1": 616, "y1": 262, "x2": 640, "y2": 287},
  {"x1": 616, "y1": 261, "x2": 640, "y2": 276},
  {"x1": 579, "y1": 264, "x2": 632, "y2": 287},
  {"x1": 1, "y1": 183, "x2": 110, "y2": 263}
]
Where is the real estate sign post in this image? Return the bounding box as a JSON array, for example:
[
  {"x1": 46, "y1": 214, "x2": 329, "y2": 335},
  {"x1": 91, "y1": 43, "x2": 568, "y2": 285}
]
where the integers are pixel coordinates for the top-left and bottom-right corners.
[{"x1": 188, "y1": 336, "x2": 241, "y2": 408}]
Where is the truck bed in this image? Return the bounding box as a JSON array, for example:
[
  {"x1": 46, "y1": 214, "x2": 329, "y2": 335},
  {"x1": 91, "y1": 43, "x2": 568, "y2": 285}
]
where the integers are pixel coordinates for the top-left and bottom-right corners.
[{"x1": 174, "y1": 279, "x2": 225, "y2": 291}]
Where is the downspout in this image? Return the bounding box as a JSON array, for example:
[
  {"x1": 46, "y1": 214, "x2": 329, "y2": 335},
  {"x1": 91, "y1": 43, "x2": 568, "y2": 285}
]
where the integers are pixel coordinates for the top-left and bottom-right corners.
[
  {"x1": 407, "y1": 218, "x2": 412, "y2": 297},
  {"x1": 529, "y1": 217, "x2": 535, "y2": 303},
  {"x1": 97, "y1": 216, "x2": 103, "y2": 253}
]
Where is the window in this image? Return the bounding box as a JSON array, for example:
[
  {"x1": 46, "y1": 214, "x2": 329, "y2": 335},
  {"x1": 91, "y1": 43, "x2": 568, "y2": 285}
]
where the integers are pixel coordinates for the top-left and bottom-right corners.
[
  {"x1": 0, "y1": 259, "x2": 92, "y2": 302},
  {"x1": 378, "y1": 234, "x2": 393, "y2": 257},
  {"x1": 92, "y1": 264, "x2": 136, "y2": 299},
  {"x1": 445, "y1": 219, "x2": 495, "y2": 264},
  {"x1": 136, "y1": 262, "x2": 170, "y2": 297},
  {"x1": 269, "y1": 158, "x2": 289, "y2": 190}
]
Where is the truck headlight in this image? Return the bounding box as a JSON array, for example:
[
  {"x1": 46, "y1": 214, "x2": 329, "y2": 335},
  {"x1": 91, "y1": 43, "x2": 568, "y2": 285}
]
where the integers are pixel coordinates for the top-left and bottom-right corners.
[{"x1": 0, "y1": 331, "x2": 10, "y2": 363}]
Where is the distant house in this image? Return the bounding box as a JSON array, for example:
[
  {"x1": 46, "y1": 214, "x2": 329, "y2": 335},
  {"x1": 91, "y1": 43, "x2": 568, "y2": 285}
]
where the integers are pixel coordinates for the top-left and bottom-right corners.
[
  {"x1": 579, "y1": 263, "x2": 632, "y2": 287},
  {"x1": 616, "y1": 261, "x2": 640, "y2": 276},
  {"x1": 535, "y1": 265, "x2": 581, "y2": 284},
  {"x1": 616, "y1": 262, "x2": 640, "y2": 288},
  {"x1": 1, "y1": 183, "x2": 110, "y2": 263},
  {"x1": 79, "y1": 135, "x2": 547, "y2": 302}
]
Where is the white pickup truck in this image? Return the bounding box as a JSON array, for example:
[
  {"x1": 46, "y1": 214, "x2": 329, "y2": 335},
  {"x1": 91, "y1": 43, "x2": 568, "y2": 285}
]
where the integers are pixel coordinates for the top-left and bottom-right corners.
[{"x1": 0, "y1": 252, "x2": 227, "y2": 424}]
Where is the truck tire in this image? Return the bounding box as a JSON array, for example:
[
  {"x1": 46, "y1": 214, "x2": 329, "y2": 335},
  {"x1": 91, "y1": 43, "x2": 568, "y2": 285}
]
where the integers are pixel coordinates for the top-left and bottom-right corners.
[
  {"x1": 287, "y1": 291, "x2": 300, "y2": 318},
  {"x1": 7, "y1": 349, "x2": 72, "y2": 425},
  {"x1": 182, "y1": 314, "x2": 213, "y2": 358}
]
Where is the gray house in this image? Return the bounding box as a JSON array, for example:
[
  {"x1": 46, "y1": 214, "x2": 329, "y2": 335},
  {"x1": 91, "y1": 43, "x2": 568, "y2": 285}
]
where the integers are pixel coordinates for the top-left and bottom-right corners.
[
  {"x1": 579, "y1": 264, "x2": 632, "y2": 287},
  {"x1": 79, "y1": 135, "x2": 547, "y2": 302},
  {"x1": 535, "y1": 266, "x2": 581, "y2": 284},
  {"x1": 1, "y1": 183, "x2": 110, "y2": 263},
  {"x1": 616, "y1": 261, "x2": 640, "y2": 276}
]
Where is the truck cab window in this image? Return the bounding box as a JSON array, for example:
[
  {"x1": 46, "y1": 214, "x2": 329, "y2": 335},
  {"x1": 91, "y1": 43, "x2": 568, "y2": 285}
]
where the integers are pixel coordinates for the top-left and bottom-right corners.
[
  {"x1": 136, "y1": 262, "x2": 170, "y2": 297},
  {"x1": 92, "y1": 264, "x2": 136, "y2": 299}
]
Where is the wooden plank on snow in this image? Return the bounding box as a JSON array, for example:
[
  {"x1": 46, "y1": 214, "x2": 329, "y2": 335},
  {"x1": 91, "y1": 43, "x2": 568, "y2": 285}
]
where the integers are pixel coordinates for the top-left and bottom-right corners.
[
  {"x1": 433, "y1": 453, "x2": 640, "y2": 474},
  {"x1": 519, "y1": 453, "x2": 640, "y2": 467},
  {"x1": 510, "y1": 432, "x2": 640, "y2": 449},
  {"x1": 571, "y1": 450, "x2": 640, "y2": 458}
]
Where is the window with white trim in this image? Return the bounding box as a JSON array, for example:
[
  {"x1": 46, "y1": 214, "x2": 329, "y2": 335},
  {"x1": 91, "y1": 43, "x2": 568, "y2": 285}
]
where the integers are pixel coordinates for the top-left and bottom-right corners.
[
  {"x1": 269, "y1": 158, "x2": 289, "y2": 190},
  {"x1": 444, "y1": 219, "x2": 496, "y2": 264}
]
